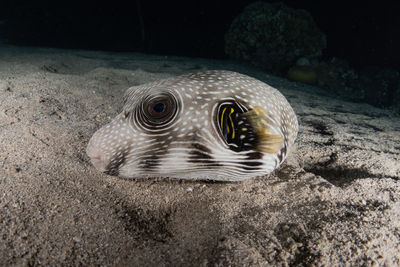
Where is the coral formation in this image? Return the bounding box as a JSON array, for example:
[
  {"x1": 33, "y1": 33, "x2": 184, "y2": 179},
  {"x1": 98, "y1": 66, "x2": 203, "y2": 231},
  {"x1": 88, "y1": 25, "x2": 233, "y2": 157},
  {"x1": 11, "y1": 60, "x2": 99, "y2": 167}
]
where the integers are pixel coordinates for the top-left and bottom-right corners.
[
  {"x1": 225, "y1": 2, "x2": 326, "y2": 74},
  {"x1": 295, "y1": 57, "x2": 312, "y2": 67}
]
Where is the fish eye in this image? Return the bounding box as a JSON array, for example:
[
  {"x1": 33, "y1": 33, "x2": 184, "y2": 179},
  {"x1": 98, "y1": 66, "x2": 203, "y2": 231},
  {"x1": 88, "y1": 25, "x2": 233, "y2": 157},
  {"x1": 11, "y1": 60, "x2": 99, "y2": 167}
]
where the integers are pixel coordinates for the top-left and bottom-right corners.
[
  {"x1": 152, "y1": 102, "x2": 165, "y2": 113},
  {"x1": 147, "y1": 99, "x2": 169, "y2": 118},
  {"x1": 143, "y1": 94, "x2": 176, "y2": 124}
]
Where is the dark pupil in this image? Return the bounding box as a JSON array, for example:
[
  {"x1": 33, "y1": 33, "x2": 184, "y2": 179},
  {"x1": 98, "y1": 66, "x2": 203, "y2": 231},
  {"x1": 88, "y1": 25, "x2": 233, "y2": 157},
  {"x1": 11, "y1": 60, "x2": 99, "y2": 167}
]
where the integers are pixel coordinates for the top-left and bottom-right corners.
[{"x1": 152, "y1": 102, "x2": 165, "y2": 113}]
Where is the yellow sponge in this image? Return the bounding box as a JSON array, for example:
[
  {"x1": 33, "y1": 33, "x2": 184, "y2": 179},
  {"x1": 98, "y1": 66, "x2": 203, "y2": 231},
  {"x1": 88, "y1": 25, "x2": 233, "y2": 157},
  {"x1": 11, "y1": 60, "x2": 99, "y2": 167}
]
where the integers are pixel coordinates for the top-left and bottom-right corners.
[{"x1": 287, "y1": 65, "x2": 317, "y2": 85}]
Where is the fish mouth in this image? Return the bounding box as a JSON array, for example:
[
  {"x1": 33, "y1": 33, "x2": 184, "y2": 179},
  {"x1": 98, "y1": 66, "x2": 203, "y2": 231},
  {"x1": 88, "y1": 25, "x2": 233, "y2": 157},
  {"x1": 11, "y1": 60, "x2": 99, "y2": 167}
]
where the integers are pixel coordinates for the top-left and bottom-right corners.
[
  {"x1": 86, "y1": 131, "x2": 111, "y2": 172},
  {"x1": 89, "y1": 155, "x2": 108, "y2": 172},
  {"x1": 86, "y1": 142, "x2": 109, "y2": 172}
]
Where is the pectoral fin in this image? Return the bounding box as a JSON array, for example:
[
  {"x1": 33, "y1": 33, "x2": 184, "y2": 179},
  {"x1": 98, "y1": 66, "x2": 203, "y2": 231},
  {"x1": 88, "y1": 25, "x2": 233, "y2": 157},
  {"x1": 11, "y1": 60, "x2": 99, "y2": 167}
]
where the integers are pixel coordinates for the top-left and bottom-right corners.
[{"x1": 244, "y1": 106, "x2": 284, "y2": 154}]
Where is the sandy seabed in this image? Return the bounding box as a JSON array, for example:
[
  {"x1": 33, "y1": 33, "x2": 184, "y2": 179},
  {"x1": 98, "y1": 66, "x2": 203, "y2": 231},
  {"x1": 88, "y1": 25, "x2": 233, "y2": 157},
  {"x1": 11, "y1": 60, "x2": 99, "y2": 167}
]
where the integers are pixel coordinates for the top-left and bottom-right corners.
[{"x1": 0, "y1": 45, "x2": 399, "y2": 266}]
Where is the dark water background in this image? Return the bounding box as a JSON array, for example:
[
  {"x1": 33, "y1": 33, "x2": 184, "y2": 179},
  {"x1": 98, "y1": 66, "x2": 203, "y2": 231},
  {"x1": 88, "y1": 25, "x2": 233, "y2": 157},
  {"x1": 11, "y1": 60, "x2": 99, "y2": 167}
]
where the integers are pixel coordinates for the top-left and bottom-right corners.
[
  {"x1": 0, "y1": 0, "x2": 399, "y2": 111},
  {"x1": 0, "y1": 0, "x2": 399, "y2": 69}
]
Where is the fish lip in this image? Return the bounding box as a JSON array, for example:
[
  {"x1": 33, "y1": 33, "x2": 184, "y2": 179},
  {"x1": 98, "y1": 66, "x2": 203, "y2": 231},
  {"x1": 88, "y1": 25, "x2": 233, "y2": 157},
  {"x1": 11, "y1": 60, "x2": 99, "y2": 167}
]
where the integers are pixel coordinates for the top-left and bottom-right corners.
[
  {"x1": 89, "y1": 155, "x2": 107, "y2": 172},
  {"x1": 86, "y1": 135, "x2": 109, "y2": 172}
]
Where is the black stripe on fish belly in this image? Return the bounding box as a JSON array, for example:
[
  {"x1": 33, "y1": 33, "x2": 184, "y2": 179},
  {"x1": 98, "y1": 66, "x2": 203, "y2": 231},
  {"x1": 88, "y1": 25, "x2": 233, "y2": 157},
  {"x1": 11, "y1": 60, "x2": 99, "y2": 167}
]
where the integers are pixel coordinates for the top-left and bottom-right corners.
[
  {"x1": 277, "y1": 144, "x2": 287, "y2": 164},
  {"x1": 139, "y1": 154, "x2": 162, "y2": 170},
  {"x1": 104, "y1": 153, "x2": 128, "y2": 176},
  {"x1": 188, "y1": 142, "x2": 222, "y2": 167},
  {"x1": 235, "y1": 151, "x2": 264, "y2": 171},
  {"x1": 245, "y1": 151, "x2": 263, "y2": 160},
  {"x1": 105, "y1": 167, "x2": 119, "y2": 176}
]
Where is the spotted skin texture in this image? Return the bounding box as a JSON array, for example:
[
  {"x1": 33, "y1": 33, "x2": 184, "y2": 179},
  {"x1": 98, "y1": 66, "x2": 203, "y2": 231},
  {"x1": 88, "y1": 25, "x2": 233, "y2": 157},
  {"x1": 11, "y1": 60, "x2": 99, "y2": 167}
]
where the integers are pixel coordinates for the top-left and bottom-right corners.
[{"x1": 87, "y1": 70, "x2": 298, "y2": 181}]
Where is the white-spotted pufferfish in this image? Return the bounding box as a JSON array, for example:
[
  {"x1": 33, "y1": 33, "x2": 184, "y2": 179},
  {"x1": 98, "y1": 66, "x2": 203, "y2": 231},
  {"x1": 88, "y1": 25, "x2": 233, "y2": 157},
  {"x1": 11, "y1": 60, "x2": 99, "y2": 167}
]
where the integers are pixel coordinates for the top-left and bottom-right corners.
[{"x1": 87, "y1": 70, "x2": 298, "y2": 181}]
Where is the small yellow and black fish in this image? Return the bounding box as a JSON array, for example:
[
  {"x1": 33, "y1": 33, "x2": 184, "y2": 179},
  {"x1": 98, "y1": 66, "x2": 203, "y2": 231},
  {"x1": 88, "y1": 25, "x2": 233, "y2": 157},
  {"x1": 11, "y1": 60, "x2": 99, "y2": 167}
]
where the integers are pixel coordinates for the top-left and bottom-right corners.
[{"x1": 87, "y1": 70, "x2": 298, "y2": 181}]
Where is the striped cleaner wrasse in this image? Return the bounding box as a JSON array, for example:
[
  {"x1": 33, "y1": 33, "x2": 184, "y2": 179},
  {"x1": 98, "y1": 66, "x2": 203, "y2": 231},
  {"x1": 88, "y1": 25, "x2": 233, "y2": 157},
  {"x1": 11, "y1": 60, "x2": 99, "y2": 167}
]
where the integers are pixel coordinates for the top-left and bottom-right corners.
[{"x1": 87, "y1": 70, "x2": 298, "y2": 181}]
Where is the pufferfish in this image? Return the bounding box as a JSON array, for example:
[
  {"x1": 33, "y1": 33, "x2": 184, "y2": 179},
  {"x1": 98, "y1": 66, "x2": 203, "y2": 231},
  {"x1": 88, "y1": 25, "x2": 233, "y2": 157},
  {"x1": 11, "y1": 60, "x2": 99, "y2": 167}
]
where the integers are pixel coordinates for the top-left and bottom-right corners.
[{"x1": 87, "y1": 70, "x2": 298, "y2": 181}]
